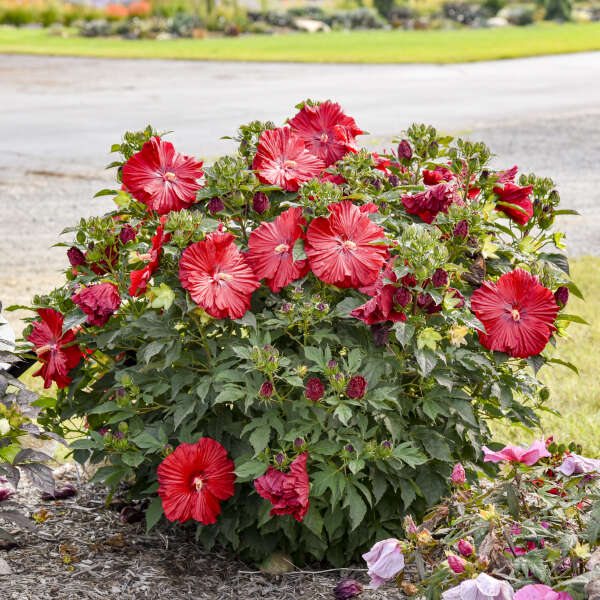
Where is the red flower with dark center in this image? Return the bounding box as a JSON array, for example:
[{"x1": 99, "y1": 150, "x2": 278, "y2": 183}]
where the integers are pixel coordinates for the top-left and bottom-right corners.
[
  {"x1": 179, "y1": 228, "x2": 260, "y2": 319},
  {"x1": 288, "y1": 101, "x2": 363, "y2": 167},
  {"x1": 254, "y1": 453, "x2": 310, "y2": 522},
  {"x1": 253, "y1": 127, "x2": 325, "y2": 192},
  {"x1": 72, "y1": 282, "x2": 121, "y2": 326},
  {"x1": 129, "y1": 218, "x2": 171, "y2": 297},
  {"x1": 122, "y1": 136, "x2": 204, "y2": 215},
  {"x1": 27, "y1": 308, "x2": 82, "y2": 389},
  {"x1": 247, "y1": 207, "x2": 309, "y2": 293},
  {"x1": 346, "y1": 375, "x2": 367, "y2": 399},
  {"x1": 305, "y1": 378, "x2": 324, "y2": 402},
  {"x1": 157, "y1": 438, "x2": 235, "y2": 525},
  {"x1": 470, "y1": 269, "x2": 559, "y2": 358},
  {"x1": 402, "y1": 181, "x2": 464, "y2": 224},
  {"x1": 494, "y1": 183, "x2": 534, "y2": 225},
  {"x1": 305, "y1": 201, "x2": 389, "y2": 289}
]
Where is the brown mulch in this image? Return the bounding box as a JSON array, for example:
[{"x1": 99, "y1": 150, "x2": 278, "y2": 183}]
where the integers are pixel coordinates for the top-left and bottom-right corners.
[{"x1": 2, "y1": 464, "x2": 405, "y2": 600}]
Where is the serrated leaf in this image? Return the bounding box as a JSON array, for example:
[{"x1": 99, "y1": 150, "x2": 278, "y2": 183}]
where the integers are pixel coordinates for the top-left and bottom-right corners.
[
  {"x1": 415, "y1": 348, "x2": 437, "y2": 377},
  {"x1": 234, "y1": 459, "x2": 267, "y2": 481},
  {"x1": 249, "y1": 426, "x2": 271, "y2": 457},
  {"x1": 344, "y1": 485, "x2": 366, "y2": 531},
  {"x1": 334, "y1": 404, "x2": 352, "y2": 426},
  {"x1": 122, "y1": 452, "x2": 144, "y2": 467}
]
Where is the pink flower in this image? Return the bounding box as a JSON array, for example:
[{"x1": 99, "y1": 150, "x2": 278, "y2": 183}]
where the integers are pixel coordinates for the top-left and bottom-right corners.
[
  {"x1": 458, "y1": 539, "x2": 474, "y2": 557},
  {"x1": 514, "y1": 584, "x2": 573, "y2": 600},
  {"x1": 482, "y1": 440, "x2": 550, "y2": 466},
  {"x1": 451, "y1": 463, "x2": 466, "y2": 485},
  {"x1": 448, "y1": 554, "x2": 466, "y2": 574},
  {"x1": 557, "y1": 454, "x2": 600, "y2": 476},
  {"x1": 442, "y1": 573, "x2": 514, "y2": 600},
  {"x1": 362, "y1": 538, "x2": 405, "y2": 589}
]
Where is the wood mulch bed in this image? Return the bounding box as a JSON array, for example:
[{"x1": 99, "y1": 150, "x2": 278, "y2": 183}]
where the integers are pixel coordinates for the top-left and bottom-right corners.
[{"x1": 2, "y1": 463, "x2": 405, "y2": 600}]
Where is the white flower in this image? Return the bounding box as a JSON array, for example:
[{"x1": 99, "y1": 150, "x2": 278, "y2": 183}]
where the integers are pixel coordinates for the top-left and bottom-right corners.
[{"x1": 0, "y1": 418, "x2": 10, "y2": 436}]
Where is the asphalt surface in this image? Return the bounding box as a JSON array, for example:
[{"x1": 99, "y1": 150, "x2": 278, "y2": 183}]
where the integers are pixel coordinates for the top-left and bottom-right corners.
[{"x1": 1, "y1": 52, "x2": 599, "y2": 330}]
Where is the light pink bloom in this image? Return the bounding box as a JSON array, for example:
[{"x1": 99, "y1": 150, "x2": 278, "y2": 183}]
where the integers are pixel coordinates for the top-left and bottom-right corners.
[
  {"x1": 557, "y1": 454, "x2": 600, "y2": 476},
  {"x1": 448, "y1": 554, "x2": 466, "y2": 574},
  {"x1": 514, "y1": 584, "x2": 573, "y2": 600},
  {"x1": 452, "y1": 462, "x2": 466, "y2": 485},
  {"x1": 482, "y1": 440, "x2": 550, "y2": 466},
  {"x1": 362, "y1": 538, "x2": 405, "y2": 589},
  {"x1": 442, "y1": 573, "x2": 514, "y2": 600}
]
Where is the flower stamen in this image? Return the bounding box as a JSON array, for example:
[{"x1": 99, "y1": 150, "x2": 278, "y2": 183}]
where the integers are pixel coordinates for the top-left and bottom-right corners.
[{"x1": 274, "y1": 243, "x2": 289, "y2": 255}]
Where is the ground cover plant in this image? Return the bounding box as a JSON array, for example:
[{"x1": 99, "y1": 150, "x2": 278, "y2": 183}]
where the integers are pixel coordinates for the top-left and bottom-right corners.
[
  {"x1": 2, "y1": 22, "x2": 600, "y2": 63},
  {"x1": 12, "y1": 100, "x2": 582, "y2": 567}
]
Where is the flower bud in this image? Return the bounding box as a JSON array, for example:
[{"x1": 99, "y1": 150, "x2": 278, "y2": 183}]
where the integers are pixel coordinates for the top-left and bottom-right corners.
[
  {"x1": 346, "y1": 375, "x2": 367, "y2": 399},
  {"x1": 394, "y1": 287, "x2": 412, "y2": 308},
  {"x1": 252, "y1": 192, "x2": 270, "y2": 214},
  {"x1": 275, "y1": 453, "x2": 285, "y2": 466},
  {"x1": 398, "y1": 140, "x2": 412, "y2": 160},
  {"x1": 432, "y1": 268, "x2": 449, "y2": 288},
  {"x1": 448, "y1": 554, "x2": 466, "y2": 574},
  {"x1": 404, "y1": 515, "x2": 418, "y2": 535},
  {"x1": 207, "y1": 197, "x2": 224, "y2": 215},
  {"x1": 388, "y1": 174, "x2": 400, "y2": 187},
  {"x1": 554, "y1": 286, "x2": 569, "y2": 308},
  {"x1": 457, "y1": 539, "x2": 474, "y2": 557},
  {"x1": 259, "y1": 381, "x2": 273, "y2": 398},
  {"x1": 453, "y1": 220, "x2": 469, "y2": 239},
  {"x1": 381, "y1": 440, "x2": 392, "y2": 450},
  {"x1": 305, "y1": 378, "x2": 324, "y2": 402},
  {"x1": 451, "y1": 462, "x2": 466, "y2": 485},
  {"x1": 294, "y1": 437, "x2": 304, "y2": 447},
  {"x1": 333, "y1": 578, "x2": 363, "y2": 599},
  {"x1": 67, "y1": 246, "x2": 86, "y2": 267},
  {"x1": 344, "y1": 444, "x2": 355, "y2": 453},
  {"x1": 280, "y1": 302, "x2": 292, "y2": 314},
  {"x1": 119, "y1": 225, "x2": 137, "y2": 244},
  {"x1": 327, "y1": 360, "x2": 337, "y2": 369}
]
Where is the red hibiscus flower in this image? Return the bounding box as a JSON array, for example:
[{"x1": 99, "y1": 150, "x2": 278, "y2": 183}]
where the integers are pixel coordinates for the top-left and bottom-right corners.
[
  {"x1": 305, "y1": 201, "x2": 388, "y2": 289},
  {"x1": 72, "y1": 282, "x2": 121, "y2": 326},
  {"x1": 496, "y1": 165, "x2": 518, "y2": 184},
  {"x1": 351, "y1": 284, "x2": 407, "y2": 325},
  {"x1": 494, "y1": 183, "x2": 533, "y2": 225},
  {"x1": 179, "y1": 228, "x2": 260, "y2": 319},
  {"x1": 129, "y1": 217, "x2": 171, "y2": 297},
  {"x1": 402, "y1": 181, "x2": 464, "y2": 224},
  {"x1": 470, "y1": 269, "x2": 559, "y2": 358},
  {"x1": 27, "y1": 308, "x2": 82, "y2": 389},
  {"x1": 122, "y1": 136, "x2": 204, "y2": 215},
  {"x1": 247, "y1": 207, "x2": 309, "y2": 293},
  {"x1": 254, "y1": 453, "x2": 310, "y2": 522},
  {"x1": 423, "y1": 166, "x2": 454, "y2": 185},
  {"x1": 157, "y1": 438, "x2": 235, "y2": 525},
  {"x1": 288, "y1": 101, "x2": 363, "y2": 166},
  {"x1": 252, "y1": 127, "x2": 325, "y2": 192}
]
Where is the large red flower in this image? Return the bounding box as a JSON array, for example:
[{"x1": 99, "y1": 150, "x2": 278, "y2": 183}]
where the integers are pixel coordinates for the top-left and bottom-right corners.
[
  {"x1": 351, "y1": 285, "x2": 407, "y2": 325},
  {"x1": 252, "y1": 127, "x2": 325, "y2": 192},
  {"x1": 27, "y1": 308, "x2": 82, "y2": 389},
  {"x1": 72, "y1": 282, "x2": 121, "y2": 326},
  {"x1": 494, "y1": 183, "x2": 533, "y2": 225},
  {"x1": 122, "y1": 136, "x2": 204, "y2": 215},
  {"x1": 287, "y1": 101, "x2": 363, "y2": 166},
  {"x1": 129, "y1": 217, "x2": 171, "y2": 297},
  {"x1": 254, "y1": 453, "x2": 310, "y2": 522},
  {"x1": 157, "y1": 438, "x2": 235, "y2": 525},
  {"x1": 247, "y1": 207, "x2": 309, "y2": 292},
  {"x1": 179, "y1": 228, "x2": 260, "y2": 319},
  {"x1": 305, "y1": 201, "x2": 389, "y2": 289},
  {"x1": 402, "y1": 181, "x2": 464, "y2": 224},
  {"x1": 470, "y1": 269, "x2": 559, "y2": 358}
]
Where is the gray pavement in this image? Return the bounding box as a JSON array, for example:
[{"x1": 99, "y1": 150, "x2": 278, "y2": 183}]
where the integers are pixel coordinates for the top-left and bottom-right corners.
[{"x1": 1, "y1": 52, "x2": 599, "y2": 330}]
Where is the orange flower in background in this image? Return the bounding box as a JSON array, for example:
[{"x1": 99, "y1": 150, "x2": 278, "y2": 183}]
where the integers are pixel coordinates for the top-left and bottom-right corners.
[
  {"x1": 105, "y1": 3, "x2": 129, "y2": 19},
  {"x1": 128, "y1": 0, "x2": 151, "y2": 17}
]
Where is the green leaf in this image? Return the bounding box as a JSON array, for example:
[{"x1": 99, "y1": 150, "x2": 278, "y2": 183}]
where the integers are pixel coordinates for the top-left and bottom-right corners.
[
  {"x1": 292, "y1": 238, "x2": 307, "y2": 261},
  {"x1": 234, "y1": 459, "x2": 267, "y2": 481},
  {"x1": 344, "y1": 485, "x2": 366, "y2": 531},
  {"x1": 93, "y1": 188, "x2": 118, "y2": 198},
  {"x1": 392, "y1": 321, "x2": 415, "y2": 346},
  {"x1": 173, "y1": 395, "x2": 197, "y2": 430},
  {"x1": 234, "y1": 311, "x2": 257, "y2": 330},
  {"x1": 249, "y1": 426, "x2": 271, "y2": 456},
  {"x1": 347, "y1": 348, "x2": 362, "y2": 373},
  {"x1": 417, "y1": 328, "x2": 442, "y2": 351},
  {"x1": 392, "y1": 442, "x2": 428, "y2": 468},
  {"x1": 303, "y1": 505, "x2": 324, "y2": 537},
  {"x1": 87, "y1": 401, "x2": 122, "y2": 415},
  {"x1": 141, "y1": 341, "x2": 164, "y2": 364},
  {"x1": 122, "y1": 452, "x2": 144, "y2": 467},
  {"x1": 334, "y1": 404, "x2": 353, "y2": 426},
  {"x1": 304, "y1": 346, "x2": 324, "y2": 367},
  {"x1": 145, "y1": 497, "x2": 163, "y2": 533},
  {"x1": 415, "y1": 348, "x2": 437, "y2": 377},
  {"x1": 132, "y1": 432, "x2": 163, "y2": 450},
  {"x1": 556, "y1": 313, "x2": 589, "y2": 325}
]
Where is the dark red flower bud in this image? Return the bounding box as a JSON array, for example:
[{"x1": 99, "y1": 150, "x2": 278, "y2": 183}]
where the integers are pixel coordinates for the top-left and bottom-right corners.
[
  {"x1": 208, "y1": 197, "x2": 224, "y2": 215},
  {"x1": 120, "y1": 504, "x2": 145, "y2": 524},
  {"x1": 275, "y1": 453, "x2": 285, "y2": 466},
  {"x1": 259, "y1": 381, "x2": 273, "y2": 398},
  {"x1": 394, "y1": 287, "x2": 412, "y2": 307},
  {"x1": 0, "y1": 488, "x2": 15, "y2": 502},
  {"x1": 453, "y1": 220, "x2": 469, "y2": 239},
  {"x1": 554, "y1": 286, "x2": 569, "y2": 308},
  {"x1": 371, "y1": 178, "x2": 382, "y2": 191},
  {"x1": 381, "y1": 440, "x2": 392, "y2": 449},
  {"x1": 457, "y1": 539, "x2": 474, "y2": 557},
  {"x1": 327, "y1": 360, "x2": 338, "y2": 368},
  {"x1": 305, "y1": 378, "x2": 324, "y2": 402},
  {"x1": 398, "y1": 140, "x2": 413, "y2": 160},
  {"x1": 294, "y1": 437, "x2": 304, "y2": 447},
  {"x1": 401, "y1": 273, "x2": 417, "y2": 288},
  {"x1": 42, "y1": 484, "x2": 77, "y2": 501},
  {"x1": 252, "y1": 192, "x2": 270, "y2": 214},
  {"x1": 67, "y1": 246, "x2": 86, "y2": 267},
  {"x1": 346, "y1": 375, "x2": 367, "y2": 399},
  {"x1": 432, "y1": 268, "x2": 449, "y2": 288},
  {"x1": 388, "y1": 174, "x2": 400, "y2": 187},
  {"x1": 334, "y1": 578, "x2": 363, "y2": 599},
  {"x1": 344, "y1": 444, "x2": 355, "y2": 453},
  {"x1": 119, "y1": 225, "x2": 137, "y2": 244}
]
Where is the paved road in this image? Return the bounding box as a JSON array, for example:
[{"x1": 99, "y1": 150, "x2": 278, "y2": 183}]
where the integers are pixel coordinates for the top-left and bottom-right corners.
[{"x1": 1, "y1": 52, "x2": 599, "y2": 330}]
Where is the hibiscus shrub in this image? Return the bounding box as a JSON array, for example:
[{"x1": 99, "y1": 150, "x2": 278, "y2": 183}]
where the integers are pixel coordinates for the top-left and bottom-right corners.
[{"x1": 20, "y1": 101, "x2": 581, "y2": 565}]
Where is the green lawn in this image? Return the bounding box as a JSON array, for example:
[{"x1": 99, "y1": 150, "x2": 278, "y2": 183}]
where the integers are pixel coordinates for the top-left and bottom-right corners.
[{"x1": 1, "y1": 22, "x2": 600, "y2": 63}]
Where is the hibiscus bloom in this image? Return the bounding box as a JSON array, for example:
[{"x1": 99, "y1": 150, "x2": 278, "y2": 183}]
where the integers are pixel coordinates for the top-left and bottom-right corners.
[
  {"x1": 482, "y1": 440, "x2": 550, "y2": 466},
  {"x1": 514, "y1": 584, "x2": 573, "y2": 600},
  {"x1": 157, "y1": 438, "x2": 235, "y2": 525},
  {"x1": 494, "y1": 183, "x2": 534, "y2": 225},
  {"x1": 423, "y1": 166, "x2": 454, "y2": 185},
  {"x1": 362, "y1": 538, "x2": 405, "y2": 589},
  {"x1": 27, "y1": 308, "x2": 82, "y2": 389},
  {"x1": 351, "y1": 285, "x2": 406, "y2": 325},
  {"x1": 402, "y1": 181, "x2": 464, "y2": 224},
  {"x1": 122, "y1": 136, "x2": 204, "y2": 215},
  {"x1": 288, "y1": 101, "x2": 363, "y2": 166},
  {"x1": 129, "y1": 217, "x2": 171, "y2": 297},
  {"x1": 254, "y1": 453, "x2": 310, "y2": 522},
  {"x1": 72, "y1": 282, "x2": 121, "y2": 327},
  {"x1": 247, "y1": 207, "x2": 309, "y2": 293},
  {"x1": 496, "y1": 165, "x2": 518, "y2": 184},
  {"x1": 442, "y1": 573, "x2": 514, "y2": 600},
  {"x1": 305, "y1": 201, "x2": 388, "y2": 289},
  {"x1": 253, "y1": 127, "x2": 325, "y2": 192},
  {"x1": 179, "y1": 228, "x2": 260, "y2": 319},
  {"x1": 557, "y1": 453, "x2": 600, "y2": 476},
  {"x1": 470, "y1": 269, "x2": 559, "y2": 358}
]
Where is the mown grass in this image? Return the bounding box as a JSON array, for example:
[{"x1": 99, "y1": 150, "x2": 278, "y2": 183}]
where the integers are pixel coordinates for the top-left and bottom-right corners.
[{"x1": 1, "y1": 22, "x2": 600, "y2": 64}]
